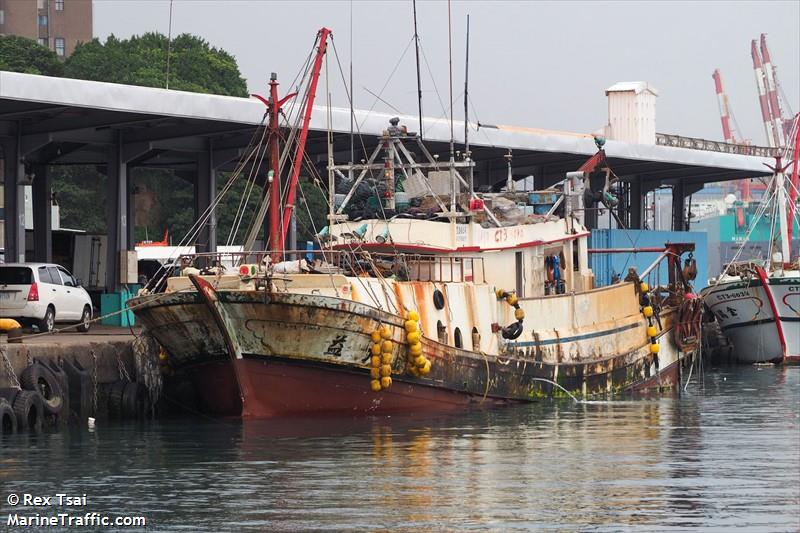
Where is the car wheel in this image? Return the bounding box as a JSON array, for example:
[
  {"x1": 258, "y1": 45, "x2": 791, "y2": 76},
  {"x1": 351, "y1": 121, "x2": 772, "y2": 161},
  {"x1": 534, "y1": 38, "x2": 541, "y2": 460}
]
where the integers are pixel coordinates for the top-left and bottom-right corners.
[
  {"x1": 76, "y1": 306, "x2": 91, "y2": 333},
  {"x1": 38, "y1": 307, "x2": 55, "y2": 333}
]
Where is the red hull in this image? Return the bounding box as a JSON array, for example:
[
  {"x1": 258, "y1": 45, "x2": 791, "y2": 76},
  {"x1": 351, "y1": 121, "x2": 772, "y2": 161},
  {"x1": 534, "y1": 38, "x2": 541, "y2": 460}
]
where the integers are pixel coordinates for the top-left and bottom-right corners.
[
  {"x1": 187, "y1": 358, "x2": 510, "y2": 418},
  {"x1": 183, "y1": 356, "x2": 680, "y2": 418}
]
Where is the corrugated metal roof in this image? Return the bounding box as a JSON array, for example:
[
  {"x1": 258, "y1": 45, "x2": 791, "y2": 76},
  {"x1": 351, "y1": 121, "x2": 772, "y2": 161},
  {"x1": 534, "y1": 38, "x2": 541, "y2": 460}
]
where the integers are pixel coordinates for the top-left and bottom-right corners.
[{"x1": 605, "y1": 81, "x2": 659, "y2": 96}]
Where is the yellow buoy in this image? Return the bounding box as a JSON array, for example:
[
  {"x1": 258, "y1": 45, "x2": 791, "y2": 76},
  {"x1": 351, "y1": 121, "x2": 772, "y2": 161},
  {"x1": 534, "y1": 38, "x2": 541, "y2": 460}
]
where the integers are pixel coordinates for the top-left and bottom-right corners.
[
  {"x1": 421, "y1": 360, "x2": 432, "y2": 375},
  {"x1": 381, "y1": 376, "x2": 393, "y2": 389},
  {"x1": 370, "y1": 379, "x2": 382, "y2": 392},
  {"x1": 371, "y1": 330, "x2": 382, "y2": 343},
  {"x1": 409, "y1": 343, "x2": 422, "y2": 356},
  {"x1": 514, "y1": 308, "x2": 525, "y2": 321},
  {"x1": 370, "y1": 367, "x2": 381, "y2": 379},
  {"x1": 381, "y1": 353, "x2": 393, "y2": 365},
  {"x1": 371, "y1": 343, "x2": 382, "y2": 356},
  {"x1": 380, "y1": 364, "x2": 392, "y2": 377},
  {"x1": 650, "y1": 343, "x2": 660, "y2": 354},
  {"x1": 414, "y1": 355, "x2": 426, "y2": 368},
  {"x1": 407, "y1": 331, "x2": 421, "y2": 344},
  {"x1": 371, "y1": 355, "x2": 381, "y2": 368},
  {"x1": 646, "y1": 325, "x2": 657, "y2": 338},
  {"x1": 407, "y1": 310, "x2": 420, "y2": 321},
  {"x1": 404, "y1": 320, "x2": 418, "y2": 333},
  {"x1": 158, "y1": 351, "x2": 168, "y2": 362},
  {"x1": 506, "y1": 294, "x2": 518, "y2": 306},
  {"x1": 381, "y1": 340, "x2": 393, "y2": 353},
  {"x1": 495, "y1": 288, "x2": 506, "y2": 299},
  {"x1": 380, "y1": 325, "x2": 392, "y2": 339},
  {"x1": 642, "y1": 306, "x2": 654, "y2": 318},
  {"x1": 640, "y1": 282, "x2": 649, "y2": 293}
]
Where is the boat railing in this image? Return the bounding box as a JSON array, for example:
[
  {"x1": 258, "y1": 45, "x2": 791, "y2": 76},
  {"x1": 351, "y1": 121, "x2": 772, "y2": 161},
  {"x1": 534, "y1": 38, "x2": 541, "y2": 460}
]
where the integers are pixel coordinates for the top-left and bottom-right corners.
[{"x1": 176, "y1": 250, "x2": 485, "y2": 284}]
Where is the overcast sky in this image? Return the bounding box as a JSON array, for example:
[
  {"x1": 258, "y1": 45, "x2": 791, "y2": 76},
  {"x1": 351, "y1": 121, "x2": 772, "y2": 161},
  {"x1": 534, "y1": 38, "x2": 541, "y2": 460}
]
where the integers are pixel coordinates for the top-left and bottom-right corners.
[{"x1": 94, "y1": 0, "x2": 799, "y2": 145}]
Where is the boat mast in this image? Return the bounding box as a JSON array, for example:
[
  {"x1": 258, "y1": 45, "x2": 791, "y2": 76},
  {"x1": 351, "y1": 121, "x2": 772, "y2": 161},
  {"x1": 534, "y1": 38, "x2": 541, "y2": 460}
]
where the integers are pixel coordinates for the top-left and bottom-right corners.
[
  {"x1": 464, "y1": 14, "x2": 472, "y2": 194},
  {"x1": 267, "y1": 72, "x2": 282, "y2": 254},
  {"x1": 278, "y1": 27, "x2": 332, "y2": 255},
  {"x1": 412, "y1": 0, "x2": 424, "y2": 139},
  {"x1": 447, "y1": 0, "x2": 456, "y2": 216}
]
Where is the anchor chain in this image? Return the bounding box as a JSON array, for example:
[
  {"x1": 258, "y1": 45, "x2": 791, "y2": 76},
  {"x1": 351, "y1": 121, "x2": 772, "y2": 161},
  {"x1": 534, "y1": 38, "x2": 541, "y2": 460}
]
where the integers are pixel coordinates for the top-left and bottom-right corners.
[
  {"x1": 116, "y1": 349, "x2": 131, "y2": 383},
  {"x1": 1, "y1": 346, "x2": 21, "y2": 389},
  {"x1": 91, "y1": 349, "x2": 98, "y2": 416}
]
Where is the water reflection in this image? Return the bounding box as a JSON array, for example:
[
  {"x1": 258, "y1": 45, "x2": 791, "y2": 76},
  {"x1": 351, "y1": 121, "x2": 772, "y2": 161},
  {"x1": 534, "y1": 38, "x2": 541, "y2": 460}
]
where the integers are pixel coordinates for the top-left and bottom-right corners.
[{"x1": 0, "y1": 366, "x2": 797, "y2": 531}]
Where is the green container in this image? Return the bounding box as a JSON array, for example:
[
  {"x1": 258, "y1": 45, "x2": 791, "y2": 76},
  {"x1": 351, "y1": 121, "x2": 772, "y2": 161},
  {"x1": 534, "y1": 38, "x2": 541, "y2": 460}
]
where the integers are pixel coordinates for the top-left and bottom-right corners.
[{"x1": 100, "y1": 289, "x2": 136, "y2": 327}]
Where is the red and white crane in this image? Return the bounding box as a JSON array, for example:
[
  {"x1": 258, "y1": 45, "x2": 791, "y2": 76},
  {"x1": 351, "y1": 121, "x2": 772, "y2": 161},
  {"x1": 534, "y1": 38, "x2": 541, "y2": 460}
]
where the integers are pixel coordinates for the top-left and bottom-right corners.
[
  {"x1": 759, "y1": 34, "x2": 787, "y2": 148},
  {"x1": 751, "y1": 39, "x2": 779, "y2": 147},
  {"x1": 712, "y1": 69, "x2": 740, "y2": 143}
]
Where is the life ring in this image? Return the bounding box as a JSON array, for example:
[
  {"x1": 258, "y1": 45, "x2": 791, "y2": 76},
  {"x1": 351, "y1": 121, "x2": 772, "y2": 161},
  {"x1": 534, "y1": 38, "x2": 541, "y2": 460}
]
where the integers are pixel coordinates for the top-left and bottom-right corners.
[
  {"x1": 13, "y1": 390, "x2": 43, "y2": 431},
  {"x1": 20, "y1": 361, "x2": 65, "y2": 416},
  {"x1": 0, "y1": 398, "x2": 17, "y2": 434},
  {"x1": 433, "y1": 289, "x2": 445, "y2": 310}
]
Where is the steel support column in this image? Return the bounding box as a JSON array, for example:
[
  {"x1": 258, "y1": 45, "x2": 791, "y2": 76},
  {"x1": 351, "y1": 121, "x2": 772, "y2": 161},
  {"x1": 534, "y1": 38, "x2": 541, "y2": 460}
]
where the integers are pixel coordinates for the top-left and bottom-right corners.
[
  {"x1": 31, "y1": 163, "x2": 52, "y2": 262},
  {"x1": 195, "y1": 147, "x2": 216, "y2": 254},
  {"x1": 2, "y1": 135, "x2": 27, "y2": 263},
  {"x1": 105, "y1": 133, "x2": 130, "y2": 293}
]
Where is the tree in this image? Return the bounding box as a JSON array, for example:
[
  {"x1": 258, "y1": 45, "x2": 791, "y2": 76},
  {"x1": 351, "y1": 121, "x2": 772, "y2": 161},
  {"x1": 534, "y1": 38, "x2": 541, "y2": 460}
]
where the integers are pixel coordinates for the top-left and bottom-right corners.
[
  {"x1": 52, "y1": 32, "x2": 249, "y2": 244},
  {"x1": 0, "y1": 35, "x2": 63, "y2": 76},
  {"x1": 63, "y1": 33, "x2": 247, "y2": 97}
]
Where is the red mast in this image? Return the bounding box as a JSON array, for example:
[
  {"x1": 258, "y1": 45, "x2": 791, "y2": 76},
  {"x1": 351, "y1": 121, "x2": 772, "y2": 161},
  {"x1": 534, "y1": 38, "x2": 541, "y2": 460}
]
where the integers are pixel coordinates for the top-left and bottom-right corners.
[
  {"x1": 267, "y1": 73, "x2": 282, "y2": 253},
  {"x1": 277, "y1": 27, "x2": 332, "y2": 255}
]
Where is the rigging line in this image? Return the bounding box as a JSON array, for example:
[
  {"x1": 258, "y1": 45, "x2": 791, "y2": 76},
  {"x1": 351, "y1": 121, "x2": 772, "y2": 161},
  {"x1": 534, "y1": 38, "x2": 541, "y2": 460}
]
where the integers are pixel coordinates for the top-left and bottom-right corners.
[
  {"x1": 417, "y1": 40, "x2": 449, "y2": 127},
  {"x1": 146, "y1": 117, "x2": 268, "y2": 291},
  {"x1": 412, "y1": 0, "x2": 424, "y2": 138},
  {"x1": 330, "y1": 39, "x2": 377, "y2": 163},
  {"x1": 226, "y1": 126, "x2": 269, "y2": 245},
  {"x1": 357, "y1": 35, "x2": 416, "y2": 130},
  {"x1": 165, "y1": 0, "x2": 174, "y2": 89},
  {"x1": 468, "y1": 95, "x2": 497, "y2": 148},
  {"x1": 228, "y1": 130, "x2": 270, "y2": 246},
  {"x1": 349, "y1": 0, "x2": 354, "y2": 164}
]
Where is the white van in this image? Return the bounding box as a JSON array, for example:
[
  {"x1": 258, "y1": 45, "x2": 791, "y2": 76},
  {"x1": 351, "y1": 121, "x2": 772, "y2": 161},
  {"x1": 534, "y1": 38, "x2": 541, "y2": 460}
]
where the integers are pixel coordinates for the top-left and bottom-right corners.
[{"x1": 0, "y1": 263, "x2": 93, "y2": 333}]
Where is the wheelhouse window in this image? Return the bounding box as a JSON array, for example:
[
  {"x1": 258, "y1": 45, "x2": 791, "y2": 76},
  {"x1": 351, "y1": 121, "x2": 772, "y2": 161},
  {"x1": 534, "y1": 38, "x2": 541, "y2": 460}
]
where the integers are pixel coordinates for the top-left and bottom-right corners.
[
  {"x1": 454, "y1": 327, "x2": 463, "y2": 349},
  {"x1": 472, "y1": 327, "x2": 481, "y2": 351},
  {"x1": 436, "y1": 320, "x2": 447, "y2": 344}
]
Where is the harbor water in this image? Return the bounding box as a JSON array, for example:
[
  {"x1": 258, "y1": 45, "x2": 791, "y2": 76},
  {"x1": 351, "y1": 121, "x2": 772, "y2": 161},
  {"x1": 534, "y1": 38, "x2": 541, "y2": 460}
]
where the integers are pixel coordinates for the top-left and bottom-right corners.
[{"x1": 1, "y1": 365, "x2": 798, "y2": 531}]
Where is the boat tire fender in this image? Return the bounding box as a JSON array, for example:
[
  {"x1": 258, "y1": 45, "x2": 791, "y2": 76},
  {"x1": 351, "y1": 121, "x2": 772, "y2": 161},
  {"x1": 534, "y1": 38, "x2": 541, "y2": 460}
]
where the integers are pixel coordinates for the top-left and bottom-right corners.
[
  {"x1": 433, "y1": 289, "x2": 445, "y2": 310},
  {"x1": 0, "y1": 398, "x2": 17, "y2": 434},
  {"x1": 502, "y1": 321, "x2": 524, "y2": 340},
  {"x1": 13, "y1": 390, "x2": 44, "y2": 432},
  {"x1": 20, "y1": 362, "x2": 65, "y2": 416}
]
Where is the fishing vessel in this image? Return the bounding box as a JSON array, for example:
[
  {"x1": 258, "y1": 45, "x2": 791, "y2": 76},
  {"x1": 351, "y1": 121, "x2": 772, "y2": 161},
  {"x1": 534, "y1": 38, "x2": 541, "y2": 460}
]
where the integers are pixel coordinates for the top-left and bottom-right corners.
[
  {"x1": 128, "y1": 28, "x2": 701, "y2": 417},
  {"x1": 701, "y1": 114, "x2": 800, "y2": 364}
]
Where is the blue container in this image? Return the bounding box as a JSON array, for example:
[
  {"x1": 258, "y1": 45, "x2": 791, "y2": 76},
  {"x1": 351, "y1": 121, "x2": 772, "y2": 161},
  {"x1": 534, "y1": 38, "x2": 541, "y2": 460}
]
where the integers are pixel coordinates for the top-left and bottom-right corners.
[{"x1": 589, "y1": 229, "x2": 708, "y2": 290}]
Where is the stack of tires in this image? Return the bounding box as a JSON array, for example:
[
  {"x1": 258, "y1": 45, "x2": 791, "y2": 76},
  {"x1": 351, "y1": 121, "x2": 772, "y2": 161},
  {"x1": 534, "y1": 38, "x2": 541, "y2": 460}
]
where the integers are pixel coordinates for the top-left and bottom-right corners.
[{"x1": 0, "y1": 359, "x2": 67, "y2": 434}]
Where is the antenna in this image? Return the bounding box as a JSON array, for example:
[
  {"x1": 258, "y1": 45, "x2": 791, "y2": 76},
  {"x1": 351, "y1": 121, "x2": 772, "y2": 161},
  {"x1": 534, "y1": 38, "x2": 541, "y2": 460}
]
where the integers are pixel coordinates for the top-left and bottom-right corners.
[
  {"x1": 464, "y1": 14, "x2": 471, "y2": 193},
  {"x1": 165, "y1": 0, "x2": 174, "y2": 89},
  {"x1": 412, "y1": 0, "x2": 424, "y2": 139},
  {"x1": 349, "y1": 0, "x2": 354, "y2": 165}
]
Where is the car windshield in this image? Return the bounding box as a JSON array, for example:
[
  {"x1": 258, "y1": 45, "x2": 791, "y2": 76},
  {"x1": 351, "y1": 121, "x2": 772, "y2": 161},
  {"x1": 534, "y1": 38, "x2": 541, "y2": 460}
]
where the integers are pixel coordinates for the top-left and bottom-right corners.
[{"x1": 0, "y1": 266, "x2": 33, "y2": 285}]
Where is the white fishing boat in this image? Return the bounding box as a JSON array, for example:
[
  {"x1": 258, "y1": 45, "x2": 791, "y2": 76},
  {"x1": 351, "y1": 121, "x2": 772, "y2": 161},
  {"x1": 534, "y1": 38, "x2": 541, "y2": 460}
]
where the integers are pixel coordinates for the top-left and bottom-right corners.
[
  {"x1": 128, "y1": 29, "x2": 703, "y2": 418},
  {"x1": 702, "y1": 114, "x2": 800, "y2": 364}
]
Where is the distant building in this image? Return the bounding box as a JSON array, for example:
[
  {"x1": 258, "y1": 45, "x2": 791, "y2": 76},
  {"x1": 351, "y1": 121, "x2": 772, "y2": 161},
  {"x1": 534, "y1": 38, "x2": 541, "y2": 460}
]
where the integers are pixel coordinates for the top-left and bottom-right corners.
[{"x1": 0, "y1": 0, "x2": 92, "y2": 57}]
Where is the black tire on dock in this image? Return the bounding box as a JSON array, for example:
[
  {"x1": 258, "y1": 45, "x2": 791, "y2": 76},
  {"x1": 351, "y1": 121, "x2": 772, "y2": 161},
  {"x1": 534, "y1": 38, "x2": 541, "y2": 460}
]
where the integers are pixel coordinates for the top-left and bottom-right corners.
[
  {"x1": 43, "y1": 360, "x2": 70, "y2": 424},
  {"x1": 107, "y1": 381, "x2": 126, "y2": 419},
  {"x1": 13, "y1": 390, "x2": 43, "y2": 432},
  {"x1": 20, "y1": 361, "x2": 65, "y2": 416},
  {"x1": 0, "y1": 398, "x2": 17, "y2": 435},
  {"x1": 61, "y1": 358, "x2": 92, "y2": 420},
  {"x1": 0, "y1": 387, "x2": 20, "y2": 405},
  {"x1": 122, "y1": 383, "x2": 149, "y2": 419}
]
